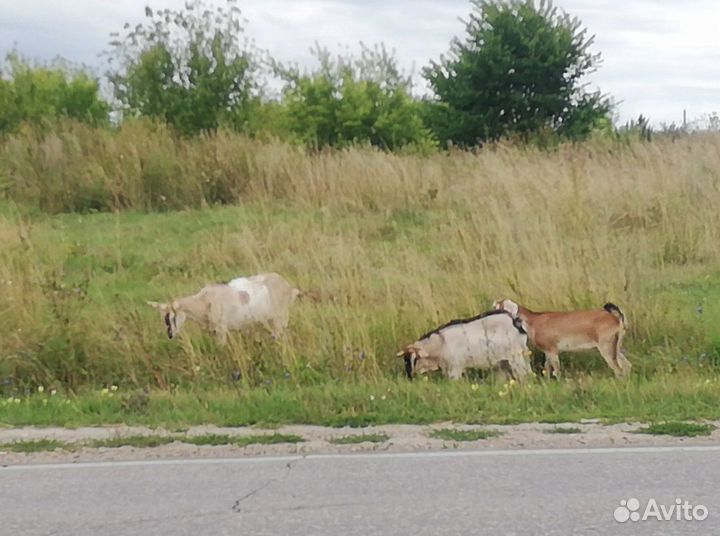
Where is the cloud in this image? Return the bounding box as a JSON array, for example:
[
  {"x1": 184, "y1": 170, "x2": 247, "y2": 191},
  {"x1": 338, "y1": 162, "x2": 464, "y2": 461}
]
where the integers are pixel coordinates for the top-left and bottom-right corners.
[{"x1": 1, "y1": 0, "x2": 717, "y2": 125}]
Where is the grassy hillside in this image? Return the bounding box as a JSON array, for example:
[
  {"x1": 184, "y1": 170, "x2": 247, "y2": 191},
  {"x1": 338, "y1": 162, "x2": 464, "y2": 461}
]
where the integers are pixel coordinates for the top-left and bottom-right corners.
[{"x1": 1, "y1": 123, "x2": 720, "y2": 420}]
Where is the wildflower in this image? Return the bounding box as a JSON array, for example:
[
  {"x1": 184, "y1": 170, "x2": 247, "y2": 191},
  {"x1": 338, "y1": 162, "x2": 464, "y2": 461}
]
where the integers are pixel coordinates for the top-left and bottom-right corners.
[
  {"x1": 101, "y1": 388, "x2": 109, "y2": 395},
  {"x1": 37, "y1": 386, "x2": 44, "y2": 394},
  {"x1": 369, "y1": 395, "x2": 375, "y2": 401},
  {"x1": 471, "y1": 383, "x2": 480, "y2": 391},
  {"x1": 110, "y1": 385, "x2": 118, "y2": 392},
  {"x1": 423, "y1": 376, "x2": 429, "y2": 382},
  {"x1": 705, "y1": 379, "x2": 712, "y2": 384},
  {"x1": 194, "y1": 366, "x2": 201, "y2": 372},
  {"x1": 509, "y1": 379, "x2": 516, "y2": 387},
  {"x1": 381, "y1": 395, "x2": 387, "y2": 401},
  {"x1": 498, "y1": 391, "x2": 507, "y2": 397},
  {"x1": 42, "y1": 399, "x2": 48, "y2": 405},
  {"x1": 50, "y1": 389, "x2": 57, "y2": 396},
  {"x1": 13, "y1": 398, "x2": 20, "y2": 404}
]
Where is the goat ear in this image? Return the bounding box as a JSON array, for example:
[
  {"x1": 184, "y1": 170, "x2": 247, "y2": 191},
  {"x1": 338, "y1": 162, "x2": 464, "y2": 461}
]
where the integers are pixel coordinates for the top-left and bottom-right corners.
[{"x1": 147, "y1": 301, "x2": 167, "y2": 310}]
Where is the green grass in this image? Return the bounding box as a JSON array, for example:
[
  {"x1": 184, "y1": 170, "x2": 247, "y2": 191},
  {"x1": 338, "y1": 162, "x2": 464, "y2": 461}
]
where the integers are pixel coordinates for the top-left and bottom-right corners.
[
  {"x1": 183, "y1": 433, "x2": 303, "y2": 447},
  {"x1": 0, "y1": 439, "x2": 70, "y2": 453},
  {"x1": 328, "y1": 433, "x2": 389, "y2": 444},
  {"x1": 2, "y1": 373, "x2": 720, "y2": 428},
  {"x1": 2, "y1": 132, "x2": 720, "y2": 428},
  {"x1": 634, "y1": 421, "x2": 716, "y2": 437},
  {"x1": 90, "y1": 435, "x2": 176, "y2": 449},
  {"x1": 429, "y1": 428, "x2": 502, "y2": 441},
  {"x1": 545, "y1": 426, "x2": 582, "y2": 434}
]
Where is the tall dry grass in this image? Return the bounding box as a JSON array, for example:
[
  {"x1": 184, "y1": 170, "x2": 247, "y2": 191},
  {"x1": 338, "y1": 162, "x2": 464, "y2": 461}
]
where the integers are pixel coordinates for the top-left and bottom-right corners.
[{"x1": 1, "y1": 120, "x2": 719, "y2": 389}]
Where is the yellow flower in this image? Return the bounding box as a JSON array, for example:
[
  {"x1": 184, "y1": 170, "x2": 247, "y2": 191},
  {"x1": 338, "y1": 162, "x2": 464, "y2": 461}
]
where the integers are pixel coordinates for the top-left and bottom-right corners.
[
  {"x1": 50, "y1": 389, "x2": 57, "y2": 396},
  {"x1": 369, "y1": 395, "x2": 375, "y2": 401},
  {"x1": 101, "y1": 388, "x2": 109, "y2": 395},
  {"x1": 423, "y1": 376, "x2": 429, "y2": 382},
  {"x1": 13, "y1": 398, "x2": 20, "y2": 404},
  {"x1": 498, "y1": 391, "x2": 507, "y2": 397},
  {"x1": 509, "y1": 379, "x2": 516, "y2": 387},
  {"x1": 381, "y1": 395, "x2": 387, "y2": 401},
  {"x1": 471, "y1": 383, "x2": 480, "y2": 391},
  {"x1": 37, "y1": 386, "x2": 45, "y2": 393},
  {"x1": 110, "y1": 385, "x2": 118, "y2": 392}
]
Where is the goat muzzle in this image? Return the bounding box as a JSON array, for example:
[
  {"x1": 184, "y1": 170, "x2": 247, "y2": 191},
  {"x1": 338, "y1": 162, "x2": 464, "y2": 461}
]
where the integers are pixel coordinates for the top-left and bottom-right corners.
[{"x1": 404, "y1": 356, "x2": 413, "y2": 380}]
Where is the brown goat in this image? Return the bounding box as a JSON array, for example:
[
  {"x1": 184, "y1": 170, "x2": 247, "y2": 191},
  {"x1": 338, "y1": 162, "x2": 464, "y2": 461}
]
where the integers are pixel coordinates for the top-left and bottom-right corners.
[{"x1": 493, "y1": 299, "x2": 631, "y2": 378}]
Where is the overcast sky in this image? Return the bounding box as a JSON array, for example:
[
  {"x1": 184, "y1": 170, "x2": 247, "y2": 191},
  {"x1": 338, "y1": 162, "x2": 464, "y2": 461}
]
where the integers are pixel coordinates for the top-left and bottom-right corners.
[{"x1": 1, "y1": 0, "x2": 718, "y2": 125}]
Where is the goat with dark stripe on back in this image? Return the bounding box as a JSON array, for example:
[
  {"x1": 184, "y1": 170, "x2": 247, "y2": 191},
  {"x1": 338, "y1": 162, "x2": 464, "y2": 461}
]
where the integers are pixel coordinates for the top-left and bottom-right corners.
[{"x1": 396, "y1": 310, "x2": 531, "y2": 381}]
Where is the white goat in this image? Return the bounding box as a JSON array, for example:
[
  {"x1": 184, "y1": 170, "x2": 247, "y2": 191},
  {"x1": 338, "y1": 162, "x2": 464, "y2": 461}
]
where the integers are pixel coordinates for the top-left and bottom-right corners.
[
  {"x1": 493, "y1": 298, "x2": 631, "y2": 378},
  {"x1": 148, "y1": 272, "x2": 300, "y2": 345},
  {"x1": 396, "y1": 310, "x2": 531, "y2": 381}
]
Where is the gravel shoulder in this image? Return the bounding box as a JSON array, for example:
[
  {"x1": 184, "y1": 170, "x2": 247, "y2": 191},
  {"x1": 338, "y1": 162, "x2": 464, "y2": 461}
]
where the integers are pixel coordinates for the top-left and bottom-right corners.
[{"x1": 2, "y1": 420, "x2": 719, "y2": 465}]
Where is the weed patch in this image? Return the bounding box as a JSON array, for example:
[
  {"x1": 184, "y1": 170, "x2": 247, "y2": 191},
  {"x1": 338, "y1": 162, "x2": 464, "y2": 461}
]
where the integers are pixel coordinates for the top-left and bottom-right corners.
[
  {"x1": 328, "y1": 433, "x2": 389, "y2": 444},
  {"x1": 0, "y1": 439, "x2": 70, "y2": 453},
  {"x1": 633, "y1": 422, "x2": 716, "y2": 437},
  {"x1": 429, "y1": 428, "x2": 501, "y2": 441}
]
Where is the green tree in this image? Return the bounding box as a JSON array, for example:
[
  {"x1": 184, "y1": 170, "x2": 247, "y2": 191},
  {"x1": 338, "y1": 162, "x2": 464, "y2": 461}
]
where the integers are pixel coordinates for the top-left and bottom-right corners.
[
  {"x1": 106, "y1": 0, "x2": 260, "y2": 135},
  {"x1": 277, "y1": 43, "x2": 436, "y2": 151},
  {"x1": 0, "y1": 52, "x2": 109, "y2": 133},
  {"x1": 423, "y1": 0, "x2": 611, "y2": 146}
]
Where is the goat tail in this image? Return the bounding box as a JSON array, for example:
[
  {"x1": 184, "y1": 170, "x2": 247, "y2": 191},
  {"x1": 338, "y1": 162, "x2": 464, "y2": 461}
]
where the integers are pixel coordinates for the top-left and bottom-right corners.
[
  {"x1": 603, "y1": 302, "x2": 626, "y2": 328},
  {"x1": 296, "y1": 287, "x2": 324, "y2": 303}
]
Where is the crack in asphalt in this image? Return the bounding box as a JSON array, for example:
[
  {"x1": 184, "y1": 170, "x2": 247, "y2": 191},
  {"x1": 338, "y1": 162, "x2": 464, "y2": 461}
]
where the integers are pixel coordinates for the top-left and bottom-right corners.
[{"x1": 231, "y1": 456, "x2": 304, "y2": 513}]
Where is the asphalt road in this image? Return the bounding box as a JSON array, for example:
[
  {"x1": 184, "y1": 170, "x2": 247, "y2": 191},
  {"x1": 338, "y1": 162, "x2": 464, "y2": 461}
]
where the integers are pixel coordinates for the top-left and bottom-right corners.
[{"x1": 1, "y1": 446, "x2": 719, "y2": 536}]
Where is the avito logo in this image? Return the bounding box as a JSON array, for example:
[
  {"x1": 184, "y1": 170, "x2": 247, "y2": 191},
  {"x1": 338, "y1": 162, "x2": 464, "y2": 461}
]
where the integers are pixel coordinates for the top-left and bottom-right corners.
[{"x1": 614, "y1": 497, "x2": 708, "y2": 523}]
